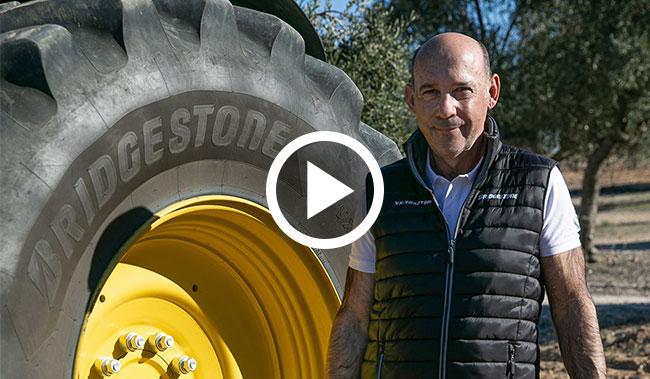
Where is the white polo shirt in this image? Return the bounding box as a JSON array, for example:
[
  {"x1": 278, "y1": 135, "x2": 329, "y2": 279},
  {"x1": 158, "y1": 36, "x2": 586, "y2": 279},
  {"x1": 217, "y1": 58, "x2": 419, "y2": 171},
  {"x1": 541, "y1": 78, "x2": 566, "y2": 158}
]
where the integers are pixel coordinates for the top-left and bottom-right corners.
[{"x1": 349, "y1": 150, "x2": 582, "y2": 273}]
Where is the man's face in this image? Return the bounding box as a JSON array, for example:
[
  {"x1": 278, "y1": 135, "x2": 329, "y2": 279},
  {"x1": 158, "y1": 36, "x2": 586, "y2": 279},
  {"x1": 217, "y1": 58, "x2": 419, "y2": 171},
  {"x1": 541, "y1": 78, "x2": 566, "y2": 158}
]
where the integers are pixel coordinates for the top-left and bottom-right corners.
[{"x1": 405, "y1": 47, "x2": 500, "y2": 162}]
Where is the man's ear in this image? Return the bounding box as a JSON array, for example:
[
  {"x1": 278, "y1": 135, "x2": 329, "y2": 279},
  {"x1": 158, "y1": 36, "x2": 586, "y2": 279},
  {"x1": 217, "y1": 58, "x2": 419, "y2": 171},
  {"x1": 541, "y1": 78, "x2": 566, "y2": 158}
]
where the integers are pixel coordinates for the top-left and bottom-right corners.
[
  {"x1": 487, "y1": 73, "x2": 501, "y2": 109},
  {"x1": 405, "y1": 84, "x2": 416, "y2": 114}
]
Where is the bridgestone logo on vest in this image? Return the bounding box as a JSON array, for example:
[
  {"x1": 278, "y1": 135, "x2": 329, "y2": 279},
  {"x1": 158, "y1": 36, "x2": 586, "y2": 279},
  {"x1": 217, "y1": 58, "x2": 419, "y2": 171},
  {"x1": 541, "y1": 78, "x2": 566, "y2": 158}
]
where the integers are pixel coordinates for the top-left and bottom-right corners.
[
  {"x1": 395, "y1": 200, "x2": 433, "y2": 206},
  {"x1": 477, "y1": 193, "x2": 519, "y2": 200}
]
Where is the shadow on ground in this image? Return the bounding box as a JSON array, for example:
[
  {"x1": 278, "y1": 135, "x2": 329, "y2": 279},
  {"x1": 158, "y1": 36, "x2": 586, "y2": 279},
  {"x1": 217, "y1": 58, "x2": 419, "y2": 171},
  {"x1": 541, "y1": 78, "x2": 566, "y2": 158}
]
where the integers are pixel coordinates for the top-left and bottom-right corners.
[
  {"x1": 570, "y1": 182, "x2": 650, "y2": 197},
  {"x1": 598, "y1": 199, "x2": 650, "y2": 212},
  {"x1": 596, "y1": 241, "x2": 650, "y2": 251},
  {"x1": 539, "y1": 303, "x2": 650, "y2": 344}
]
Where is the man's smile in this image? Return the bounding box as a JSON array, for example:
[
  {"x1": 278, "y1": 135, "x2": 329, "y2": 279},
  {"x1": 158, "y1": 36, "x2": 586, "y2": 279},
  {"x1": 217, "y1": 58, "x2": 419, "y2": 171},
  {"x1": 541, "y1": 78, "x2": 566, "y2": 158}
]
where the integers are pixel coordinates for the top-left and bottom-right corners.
[{"x1": 430, "y1": 122, "x2": 463, "y2": 134}]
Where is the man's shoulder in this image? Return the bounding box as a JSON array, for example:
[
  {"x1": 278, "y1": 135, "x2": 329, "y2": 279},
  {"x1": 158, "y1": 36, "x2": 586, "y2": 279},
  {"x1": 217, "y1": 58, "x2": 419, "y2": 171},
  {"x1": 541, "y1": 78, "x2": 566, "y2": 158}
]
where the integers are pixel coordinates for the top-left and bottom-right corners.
[
  {"x1": 496, "y1": 144, "x2": 557, "y2": 169},
  {"x1": 380, "y1": 157, "x2": 410, "y2": 176},
  {"x1": 365, "y1": 157, "x2": 416, "y2": 195}
]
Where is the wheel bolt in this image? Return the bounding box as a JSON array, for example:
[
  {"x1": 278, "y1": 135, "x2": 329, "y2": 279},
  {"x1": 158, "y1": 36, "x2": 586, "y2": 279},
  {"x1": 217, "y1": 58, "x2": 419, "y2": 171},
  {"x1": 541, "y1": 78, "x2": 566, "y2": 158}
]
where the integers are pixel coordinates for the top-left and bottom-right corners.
[
  {"x1": 94, "y1": 357, "x2": 121, "y2": 376},
  {"x1": 154, "y1": 332, "x2": 174, "y2": 351},
  {"x1": 172, "y1": 355, "x2": 197, "y2": 375},
  {"x1": 119, "y1": 332, "x2": 145, "y2": 352},
  {"x1": 180, "y1": 356, "x2": 197, "y2": 374}
]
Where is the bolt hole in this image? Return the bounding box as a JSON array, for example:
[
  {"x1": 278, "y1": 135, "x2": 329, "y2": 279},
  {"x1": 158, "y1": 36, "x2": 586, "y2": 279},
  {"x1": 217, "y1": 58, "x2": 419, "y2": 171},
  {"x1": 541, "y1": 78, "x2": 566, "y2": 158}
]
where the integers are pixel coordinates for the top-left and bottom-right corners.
[
  {"x1": 192, "y1": 284, "x2": 198, "y2": 293},
  {"x1": 99, "y1": 295, "x2": 106, "y2": 303}
]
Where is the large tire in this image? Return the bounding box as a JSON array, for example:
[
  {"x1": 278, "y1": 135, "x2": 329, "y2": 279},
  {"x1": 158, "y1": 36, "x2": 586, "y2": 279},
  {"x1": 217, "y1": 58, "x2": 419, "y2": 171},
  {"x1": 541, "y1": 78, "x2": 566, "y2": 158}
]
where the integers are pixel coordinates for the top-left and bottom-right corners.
[{"x1": 0, "y1": 0, "x2": 401, "y2": 377}]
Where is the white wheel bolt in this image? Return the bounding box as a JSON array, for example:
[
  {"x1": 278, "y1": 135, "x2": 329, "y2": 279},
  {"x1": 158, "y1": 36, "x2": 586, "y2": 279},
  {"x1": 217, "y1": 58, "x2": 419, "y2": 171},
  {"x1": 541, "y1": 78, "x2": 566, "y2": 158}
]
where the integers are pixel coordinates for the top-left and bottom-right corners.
[
  {"x1": 172, "y1": 355, "x2": 197, "y2": 375},
  {"x1": 179, "y1": 356, "x2": 197, "y2": 374},
  {"x1": 128, "y1": 332, "x2": 145, "y2": 351},
  {"x1": 155, "y1": 332, "x2": 174, "y2": 351},
  {"x1": 94, "y1": 357, "x2": 120, "y2": 376}
]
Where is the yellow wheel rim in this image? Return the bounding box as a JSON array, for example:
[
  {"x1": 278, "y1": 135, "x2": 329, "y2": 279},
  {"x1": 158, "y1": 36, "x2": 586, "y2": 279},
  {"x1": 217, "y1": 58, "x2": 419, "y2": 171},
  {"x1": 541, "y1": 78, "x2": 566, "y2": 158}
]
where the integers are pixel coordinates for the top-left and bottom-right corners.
[{"x1": 74, "y1": 196, "x2": 340, "y2": 378}]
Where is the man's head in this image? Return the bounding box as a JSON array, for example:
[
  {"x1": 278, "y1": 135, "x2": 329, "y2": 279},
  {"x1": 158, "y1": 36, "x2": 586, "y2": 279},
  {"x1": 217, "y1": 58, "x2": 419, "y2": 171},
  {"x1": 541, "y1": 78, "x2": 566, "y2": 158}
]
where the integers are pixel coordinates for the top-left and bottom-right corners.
[
  {"x1": 409, "y1": 39, "x2": 492, "y2": 86},
  {"x1": 405, "y1": 32, "x2": 500, "y2": 166}
]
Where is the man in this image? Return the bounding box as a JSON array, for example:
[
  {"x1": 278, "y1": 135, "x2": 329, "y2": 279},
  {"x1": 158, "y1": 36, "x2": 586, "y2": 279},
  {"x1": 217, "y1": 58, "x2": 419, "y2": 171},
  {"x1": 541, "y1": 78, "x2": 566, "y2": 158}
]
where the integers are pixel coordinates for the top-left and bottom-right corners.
[{"x1": 326, "y1": 33, "x2": 606, "y2": 378}]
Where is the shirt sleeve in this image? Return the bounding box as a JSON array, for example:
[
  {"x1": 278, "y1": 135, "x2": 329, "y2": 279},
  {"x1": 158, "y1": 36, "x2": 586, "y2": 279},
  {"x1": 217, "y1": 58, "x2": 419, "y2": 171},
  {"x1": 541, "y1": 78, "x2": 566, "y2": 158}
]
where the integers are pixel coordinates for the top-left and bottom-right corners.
[
  {"x1": 539, "y1": 166, "x2": 582, "y2": 257},
  {"x1": 349, "y1": 191, "x2": 377, "y2": 273}
]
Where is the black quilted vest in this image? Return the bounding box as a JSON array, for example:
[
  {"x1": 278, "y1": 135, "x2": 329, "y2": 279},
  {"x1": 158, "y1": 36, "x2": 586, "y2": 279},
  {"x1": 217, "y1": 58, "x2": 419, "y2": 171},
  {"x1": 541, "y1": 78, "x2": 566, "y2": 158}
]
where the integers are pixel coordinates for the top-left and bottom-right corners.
[{"x1": 361, "y1": 118, "x2": 556, "y2": 379}]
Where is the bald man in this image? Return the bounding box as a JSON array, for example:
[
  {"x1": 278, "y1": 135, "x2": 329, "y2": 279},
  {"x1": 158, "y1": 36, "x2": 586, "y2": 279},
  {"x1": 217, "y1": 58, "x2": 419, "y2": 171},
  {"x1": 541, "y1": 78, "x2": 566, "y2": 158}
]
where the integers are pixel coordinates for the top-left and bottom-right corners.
[{"x1": 326, "y1": 33, "x2": 606, "y2": 378}]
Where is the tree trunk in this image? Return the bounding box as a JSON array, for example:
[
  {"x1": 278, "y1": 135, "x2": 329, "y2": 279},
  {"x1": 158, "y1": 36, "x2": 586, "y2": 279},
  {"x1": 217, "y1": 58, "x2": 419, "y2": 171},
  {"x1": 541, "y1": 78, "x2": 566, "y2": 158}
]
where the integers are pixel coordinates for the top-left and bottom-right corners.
[{"x1": 578, "y1": 138, "x2": 618, "y2": 262}]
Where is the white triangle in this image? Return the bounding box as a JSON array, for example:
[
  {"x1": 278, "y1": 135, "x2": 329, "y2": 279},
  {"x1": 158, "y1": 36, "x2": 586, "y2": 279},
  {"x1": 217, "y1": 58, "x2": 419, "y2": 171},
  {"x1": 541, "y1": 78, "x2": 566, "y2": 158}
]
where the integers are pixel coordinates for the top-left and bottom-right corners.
[{"x1": 307, "y1": 161, "x2": 354, "y2": 219}]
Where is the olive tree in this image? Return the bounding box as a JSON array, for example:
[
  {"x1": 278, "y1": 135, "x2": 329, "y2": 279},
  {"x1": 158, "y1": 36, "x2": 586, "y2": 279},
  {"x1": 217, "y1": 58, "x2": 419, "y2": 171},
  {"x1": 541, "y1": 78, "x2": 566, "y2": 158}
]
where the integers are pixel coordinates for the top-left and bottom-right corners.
[
  {"x1": 304, "y1": 0, "x2": 650, "y2": 261},
  {"x1": 301, "y1": 0, "x2": 415, "y2": 148},
  {"x1": 512, "y1": 0, "x2": 650, "y2": 260}
]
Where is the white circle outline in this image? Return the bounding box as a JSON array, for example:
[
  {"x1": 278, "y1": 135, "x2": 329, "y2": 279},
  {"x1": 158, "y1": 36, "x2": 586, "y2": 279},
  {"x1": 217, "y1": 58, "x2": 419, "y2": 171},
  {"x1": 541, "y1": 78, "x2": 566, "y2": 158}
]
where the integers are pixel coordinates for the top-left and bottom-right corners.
[{"x1": 266, "y1": 131, "x2": 384, "y2": 249}]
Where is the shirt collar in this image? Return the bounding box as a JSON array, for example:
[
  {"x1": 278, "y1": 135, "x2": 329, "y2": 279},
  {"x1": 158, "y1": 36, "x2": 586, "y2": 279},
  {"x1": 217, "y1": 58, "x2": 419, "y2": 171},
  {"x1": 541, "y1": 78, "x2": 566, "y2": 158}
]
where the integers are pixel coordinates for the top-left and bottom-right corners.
[{"x1": 425, "y1": 149, "x2": 484, "y2": 187}]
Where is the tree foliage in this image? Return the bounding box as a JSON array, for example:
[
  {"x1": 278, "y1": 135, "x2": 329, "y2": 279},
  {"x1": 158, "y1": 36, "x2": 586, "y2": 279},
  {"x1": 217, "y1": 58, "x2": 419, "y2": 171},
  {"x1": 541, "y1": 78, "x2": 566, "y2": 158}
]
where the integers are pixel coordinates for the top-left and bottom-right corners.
[
  {"x1": 511, "y1": 0, "x2": 650, "y2": 259},
  {"x1": 513, "y1": 0, "x2": 650, "y2": 160},
  {"x1": 388, "y1": 0, "x2": 650, "y2": 160},
  {"x1": 386, "y1": 0, "x2": 650, "y2": 260},
  {"x1": 303, "y1": 0, "x2": 650, "y2": 260},
  {"x1": 386, "y1": 0, "x2": 519, "y2": 61},
  {"x1": 301, "y1": 0, "x2": 415, "y2": 148},
  {"x1": 385, "y1": 0, "x2": 530, "y2": 148}
]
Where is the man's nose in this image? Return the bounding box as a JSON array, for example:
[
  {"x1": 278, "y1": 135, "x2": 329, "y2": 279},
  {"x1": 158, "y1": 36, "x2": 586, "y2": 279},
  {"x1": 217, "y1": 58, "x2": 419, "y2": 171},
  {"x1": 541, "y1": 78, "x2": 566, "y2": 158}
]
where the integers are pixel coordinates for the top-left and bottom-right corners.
[{"x1": 436, "y1": 93, "x2": 457, "y2": 119}]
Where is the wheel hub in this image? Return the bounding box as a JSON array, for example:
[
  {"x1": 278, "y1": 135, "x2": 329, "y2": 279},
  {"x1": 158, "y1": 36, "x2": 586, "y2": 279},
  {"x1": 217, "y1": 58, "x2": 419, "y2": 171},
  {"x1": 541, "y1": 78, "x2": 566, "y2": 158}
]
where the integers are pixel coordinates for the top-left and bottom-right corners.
[{"x1": 74, "y1": 196, "x2": 340, "y2": 378}]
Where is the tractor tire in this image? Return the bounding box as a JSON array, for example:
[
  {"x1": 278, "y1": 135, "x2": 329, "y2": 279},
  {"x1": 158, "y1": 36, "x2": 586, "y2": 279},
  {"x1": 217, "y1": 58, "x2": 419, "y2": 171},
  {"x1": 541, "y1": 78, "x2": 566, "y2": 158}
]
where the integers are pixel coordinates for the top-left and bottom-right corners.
[{"x1": 0, "y1": 0, "x2": 401, "y2": 377}]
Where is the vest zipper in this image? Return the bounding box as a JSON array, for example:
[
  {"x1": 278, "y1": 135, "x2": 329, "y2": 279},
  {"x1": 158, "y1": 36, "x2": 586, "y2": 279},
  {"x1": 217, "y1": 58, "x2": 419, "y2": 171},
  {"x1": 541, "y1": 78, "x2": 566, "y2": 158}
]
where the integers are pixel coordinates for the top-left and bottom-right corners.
[
  {"x1": 405, "y1": 142, "x2": 485, "y2": 379},
  {"x1": 439, "y1": 189, "x2": 478, "y2": 379},
  {"x1": 413, "y1": 185, "x2": 455, "y2": 379},
  {"x1": 377, "y1": 349, "x2": 384, "y2": 379},
  {"x1": 506, "y1": 342, "x2": 516, "y2": 378},
  {"x1": 428, "y1": 190, "x2": 451, "y2": 379},
  {"x1": 439, "y1": 237, "x2": 456, "y2": 379}
]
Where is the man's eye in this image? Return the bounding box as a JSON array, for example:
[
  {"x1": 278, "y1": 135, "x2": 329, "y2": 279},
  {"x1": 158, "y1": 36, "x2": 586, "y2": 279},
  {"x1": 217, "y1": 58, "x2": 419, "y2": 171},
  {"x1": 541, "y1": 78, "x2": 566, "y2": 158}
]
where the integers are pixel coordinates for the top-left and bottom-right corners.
[
  {"x1": 420, "y1": 90, "x2": 439, "y2": 100},
  {"x1": 454, "y1": 87, "x2": 473, "y2": 99}
]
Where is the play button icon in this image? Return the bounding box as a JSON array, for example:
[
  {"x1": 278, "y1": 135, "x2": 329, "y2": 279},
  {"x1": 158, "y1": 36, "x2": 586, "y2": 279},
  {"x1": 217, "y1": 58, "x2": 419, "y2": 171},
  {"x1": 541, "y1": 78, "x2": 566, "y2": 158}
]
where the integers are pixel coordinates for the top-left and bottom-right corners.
[
  {"x1": 266, "y1": 131, "x2": 384, "y2": 249},
  {"x1": 306, "y1": 162, "x2": 354, "y2": 219}
]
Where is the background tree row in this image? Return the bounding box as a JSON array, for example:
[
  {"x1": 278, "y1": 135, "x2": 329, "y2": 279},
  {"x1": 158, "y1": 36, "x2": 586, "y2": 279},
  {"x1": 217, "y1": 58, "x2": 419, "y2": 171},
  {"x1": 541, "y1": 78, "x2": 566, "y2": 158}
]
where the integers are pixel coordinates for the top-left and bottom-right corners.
[{"x1": 301, "y1": 0, "x2": 650, "y2": 261}]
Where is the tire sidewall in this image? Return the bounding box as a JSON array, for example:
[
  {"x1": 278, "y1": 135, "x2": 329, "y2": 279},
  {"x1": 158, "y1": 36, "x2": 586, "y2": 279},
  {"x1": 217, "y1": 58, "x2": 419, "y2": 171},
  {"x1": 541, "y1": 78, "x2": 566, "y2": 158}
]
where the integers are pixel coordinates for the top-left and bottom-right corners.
[{"x1": 4, "y1": 89, "x2": 360, "y2": 376}]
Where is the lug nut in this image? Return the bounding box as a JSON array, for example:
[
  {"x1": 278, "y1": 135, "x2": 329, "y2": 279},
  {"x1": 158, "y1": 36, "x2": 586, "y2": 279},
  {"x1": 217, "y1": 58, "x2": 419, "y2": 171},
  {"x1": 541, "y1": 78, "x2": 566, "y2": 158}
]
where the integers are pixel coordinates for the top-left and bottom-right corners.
[
  {"x1": 154, "y1": 332, "x2": 174, "y2": 351},
  {"x1": 94, "y1": 357, "x2": 121, "y2": 376},
  {"x1": 180, "y1": 356, "x2": 197, "y2": 374},
  {"x1": 172, "y1": 355, "x2": 197, "y2": 375},
  {"x1": 119, "y1": 332, "x2": 145, "y2": 352}
]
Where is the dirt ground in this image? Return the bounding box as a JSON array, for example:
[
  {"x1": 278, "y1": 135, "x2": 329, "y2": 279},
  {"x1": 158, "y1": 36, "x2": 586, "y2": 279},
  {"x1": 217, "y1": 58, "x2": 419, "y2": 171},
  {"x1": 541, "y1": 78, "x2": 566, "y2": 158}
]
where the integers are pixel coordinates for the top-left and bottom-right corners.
[{"x1": 539, "y1": 163, "x2": 650, "y2": 378}]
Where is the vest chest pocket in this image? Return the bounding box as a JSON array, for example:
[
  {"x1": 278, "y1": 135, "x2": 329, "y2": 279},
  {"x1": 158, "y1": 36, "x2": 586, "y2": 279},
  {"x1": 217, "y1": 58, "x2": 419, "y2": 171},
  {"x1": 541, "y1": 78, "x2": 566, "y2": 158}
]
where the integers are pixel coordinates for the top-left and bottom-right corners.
[{"x1": 505, "y1": 341, "x2": 518, "y2": 378}]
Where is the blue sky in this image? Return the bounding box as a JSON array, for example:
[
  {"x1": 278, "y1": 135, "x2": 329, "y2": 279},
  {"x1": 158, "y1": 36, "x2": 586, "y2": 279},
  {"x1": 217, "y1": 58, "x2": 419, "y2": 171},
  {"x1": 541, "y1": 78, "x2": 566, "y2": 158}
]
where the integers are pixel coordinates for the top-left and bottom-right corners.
[
  {"x1": 330, "y1": 0, "x2": 350, "y2": 11},
  {"x1": 317, "y1": 0, "x2": 514, "y2": 38}
]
